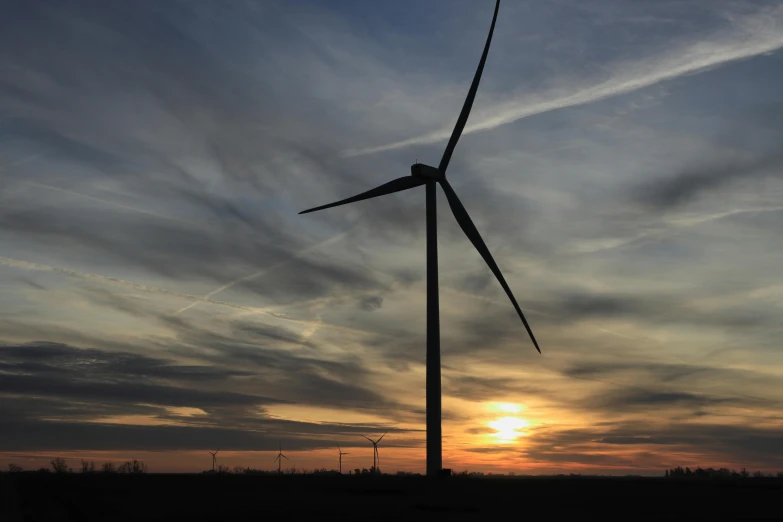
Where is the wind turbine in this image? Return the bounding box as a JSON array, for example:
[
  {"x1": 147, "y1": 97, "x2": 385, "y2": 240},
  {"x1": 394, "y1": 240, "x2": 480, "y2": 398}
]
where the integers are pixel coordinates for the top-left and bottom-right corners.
[
  {"x1": 299, "y1": 0, "x2": 540, "y2": 477},
  {"x1": 209, "y1": 449, "x2": 219, "y2": 472},
  {"x1": 273, "y1": 442, "x2": 288, "y2": 474},
  {"x1": 361, "y1": 432, "x2": 386, "y2": 475},
  {"x1": 337, "y1": 444, "x2": 350, "y2": 474}
]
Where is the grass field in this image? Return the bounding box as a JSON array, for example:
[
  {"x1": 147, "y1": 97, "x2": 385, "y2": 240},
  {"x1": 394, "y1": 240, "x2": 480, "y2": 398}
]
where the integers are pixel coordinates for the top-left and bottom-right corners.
[{"x1": 2, "y1": 473, "x2": 782, "y2": 521}]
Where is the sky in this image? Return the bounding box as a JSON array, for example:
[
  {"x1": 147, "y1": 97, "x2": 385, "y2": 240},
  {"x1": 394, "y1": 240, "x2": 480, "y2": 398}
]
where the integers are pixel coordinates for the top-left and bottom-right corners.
[{"x1": 1, "y1": 0, "x2": 782, "y2": 475}]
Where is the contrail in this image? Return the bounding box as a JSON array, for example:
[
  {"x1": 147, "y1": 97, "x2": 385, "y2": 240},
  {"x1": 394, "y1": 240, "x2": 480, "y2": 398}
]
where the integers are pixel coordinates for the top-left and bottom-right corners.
[
  {"x1": 343, "y1": 6, "x2": 783, "y2": 157},
  {"x1": 569, "y1": 206, "x2": 783, "y2": 254},
  {"x1": 0, "y1": 256, "x2": 375, "y2": 336},
  {"x1": 22, "y1": 181, "x2": 198, "y2": 226},
  {"x1": 175, "y1": 220, "x2": 363, "y2": 315},
  {"x1": 0, "y1": 150, "x2": 51, "y2": 171},
  {"x1": 15, "y1": 166, "x2": 382, "y2": 331},
  {"x1": 665, "y1": 206, "x2": 783, "y2": 228}
]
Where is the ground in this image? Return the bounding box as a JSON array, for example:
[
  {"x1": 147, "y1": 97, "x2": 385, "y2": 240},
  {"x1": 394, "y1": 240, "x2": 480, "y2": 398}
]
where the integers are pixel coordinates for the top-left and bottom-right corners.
[{"x1": 1, "y1": 473, "x2": 781, "y2": 521}]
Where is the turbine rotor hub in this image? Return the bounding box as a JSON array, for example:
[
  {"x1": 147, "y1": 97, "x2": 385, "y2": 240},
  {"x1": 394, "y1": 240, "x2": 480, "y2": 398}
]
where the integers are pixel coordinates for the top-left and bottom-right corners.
[{"x1": 411, "y1": 163, "x2": 443, "y2": 181}]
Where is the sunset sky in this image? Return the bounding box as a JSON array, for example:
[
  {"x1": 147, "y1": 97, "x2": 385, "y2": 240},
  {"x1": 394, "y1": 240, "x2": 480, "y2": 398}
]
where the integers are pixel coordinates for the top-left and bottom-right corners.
[{"x1": 2, "y1": 0, "x2": 783, "y2": 475}]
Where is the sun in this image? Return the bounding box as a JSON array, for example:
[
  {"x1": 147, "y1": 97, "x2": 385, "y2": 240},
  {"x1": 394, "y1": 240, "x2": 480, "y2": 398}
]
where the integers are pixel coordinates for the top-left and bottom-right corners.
[{"x1": 488, "y1": 416, "x2": 529, "y2": 443}]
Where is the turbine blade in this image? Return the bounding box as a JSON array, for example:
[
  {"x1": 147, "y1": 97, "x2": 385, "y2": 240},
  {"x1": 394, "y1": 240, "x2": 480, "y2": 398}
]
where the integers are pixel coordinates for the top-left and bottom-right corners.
[
  {"x1": 440, "y1": 179, "x2": 541, "y2": 353},
  {"x1": 361, "y1": 435, "x2": 374, "y2": 443},
  {"x1": 282, "y1": 455, "x2": 289, "y2": 460},
  {"x1": 299, "y1": 176, "x2": 426, "y2": 214},
  {"x1": 438, "y1": 0, "x2": 500, "y2": 173},
  {"x1": 377, "y1": 431, "x2": 387, "y2": 443}
]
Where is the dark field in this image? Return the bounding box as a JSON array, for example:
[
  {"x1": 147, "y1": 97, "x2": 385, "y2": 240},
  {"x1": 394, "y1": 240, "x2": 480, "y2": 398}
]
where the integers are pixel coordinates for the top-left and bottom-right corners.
[{"x1": 2, "y1": 473, "x2": 782, "y2": 521}]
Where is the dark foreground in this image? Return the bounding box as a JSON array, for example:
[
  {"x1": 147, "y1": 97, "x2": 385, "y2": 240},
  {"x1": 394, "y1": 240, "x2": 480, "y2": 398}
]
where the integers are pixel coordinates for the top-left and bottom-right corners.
[{"x1": 2, "y1": 473, "x2": 782, "y2": 521}]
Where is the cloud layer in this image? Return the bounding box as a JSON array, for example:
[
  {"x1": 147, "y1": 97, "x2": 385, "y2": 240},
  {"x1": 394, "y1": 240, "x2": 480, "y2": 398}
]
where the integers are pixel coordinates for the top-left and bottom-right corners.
[{"x1": 1, "y1": 0, "x2": 782, "y2": 473}]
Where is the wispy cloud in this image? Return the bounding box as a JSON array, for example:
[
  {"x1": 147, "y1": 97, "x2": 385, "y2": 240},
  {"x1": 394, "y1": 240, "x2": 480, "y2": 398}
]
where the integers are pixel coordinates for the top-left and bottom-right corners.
[
  {"x1": 23, "y1": 181, "x2": 199, "y2": 226},
  {"x1": 175, "y1": 220, "x2": 362, "y2": 315},
  {"x1": 344, "y1": 5, "x2": 783, "y2": 157},
  {"x1": 0, "y1": 150, "x2": 51, "y2": 172},
  {"x1": 2, "y1": 0, "x2": 782, "y2": 473},
  {"x1": 0, "y1": 256, "x2": 375, "y2": 336}
]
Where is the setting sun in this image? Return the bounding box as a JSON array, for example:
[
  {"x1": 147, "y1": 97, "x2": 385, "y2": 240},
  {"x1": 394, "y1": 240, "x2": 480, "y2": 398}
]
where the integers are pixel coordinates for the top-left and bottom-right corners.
[{"x1": 488, "y1": 416, "x2": 530, "y2": 443}]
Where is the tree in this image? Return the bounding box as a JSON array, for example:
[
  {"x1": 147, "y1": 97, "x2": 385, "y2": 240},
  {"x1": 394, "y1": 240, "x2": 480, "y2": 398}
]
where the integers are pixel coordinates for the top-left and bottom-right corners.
[
  {"x1": 8, "y1": 463, "x2": 23, "y2": 473},
  {"x1": 102, "y1": 462, "x2": 116, "y2": 473},
  {"x1": 81, "y1": 460, "x2": 96, "y2": 473},
  {"x1": 51, "y1": 457, "x2": 69, "y2": 473},
  {"x1": 753, "y1": 471, "x2": 765, "y2": 478},
  {"x1": 741, "y1": 468, "x2": 749, "y2": 478},
  {"x1": 665, "y1": 470, "x2": 669, "y2": 478},
  {"x1": 118, "y1": 459, "x2": 147, "y2": 474}
]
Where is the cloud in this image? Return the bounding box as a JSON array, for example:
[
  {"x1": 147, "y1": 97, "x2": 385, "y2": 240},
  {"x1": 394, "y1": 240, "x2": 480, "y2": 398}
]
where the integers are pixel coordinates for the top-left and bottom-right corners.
[
  {"x1": 2, "y1": 0, "x2": 783, "y2": 473},
  {"x1": 358, "y1": 295, "x2": 383, "y2": 311},
  {"x1": 634, "y1": 152, "x2": 783, "y2": 210},
  {"x1": 590, "y1": 390, "x2": 733, "y2": 411},
  {"x1": 442, "y1": 375, "x2": 540, "y2": 402},
  {"x1": 0, "y1": 336, "x2": 408, "y2": 420},
  {"x1": 344, "y1": 5, "x2": 783, "y2": 157},
  {"x1": 522, "y1": 422, "x2": 783, "y2": 469},
  {"x1": 0, "y1": 342, "x2": 280, "y2": 409},
  {"x1": 0, "y1": 256, "x2": 377, "y2": 337},
  {"x1": 0, "y1": 336, "x2": 428, "y2": 453},
  {"x1": 533, "y1": 290, "x2": 779, "y2": 333}
]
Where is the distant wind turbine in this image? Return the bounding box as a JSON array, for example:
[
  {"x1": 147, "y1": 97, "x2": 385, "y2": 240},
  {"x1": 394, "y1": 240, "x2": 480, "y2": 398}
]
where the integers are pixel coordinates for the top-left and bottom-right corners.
[
  {"x1": 337, "y1": 444, "x2": 350, "y2": 474},
  {"x1": 209, "y1": 449, "x2": 219, "y2": 472},
  {"x1": 299, "y1": 0, "x2": 540, "y2": 477},
  {"x1": 361, "y1": 432, "x2": 386, "y2": 475},
  {"x1": 273, "y1": 442, "x2": 288, "y2": 474}
]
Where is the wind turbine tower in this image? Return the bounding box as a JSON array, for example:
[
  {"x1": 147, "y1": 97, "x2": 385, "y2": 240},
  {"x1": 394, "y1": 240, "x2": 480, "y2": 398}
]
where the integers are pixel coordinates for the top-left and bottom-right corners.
[
  {"x1": 361, "y1": 433, "x2": 386, "y2": 475},
  {"x1": 299, "y1": 0, "x2": 540, "y2": 477},
  {"x1": 209, "y1": 449, "x2": 219, "y2": 472},
  {"x1": 337, "y1": 444, "x2": 350, "y2": 474},
  {"x1": 273, "y1": 442, "x2": 288, "y2": 474}
]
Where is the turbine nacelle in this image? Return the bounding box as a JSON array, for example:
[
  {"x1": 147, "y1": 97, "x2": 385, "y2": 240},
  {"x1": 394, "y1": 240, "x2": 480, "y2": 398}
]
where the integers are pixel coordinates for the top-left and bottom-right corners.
[{"x1": 411, "y1": 163, "x2": 443, "y2": 181}]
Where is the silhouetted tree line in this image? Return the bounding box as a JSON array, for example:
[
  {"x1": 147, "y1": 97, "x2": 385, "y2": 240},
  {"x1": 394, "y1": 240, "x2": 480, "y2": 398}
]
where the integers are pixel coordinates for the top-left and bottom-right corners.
[
  {"x1": 11, "y1": 460, "x2": 780, "y2": 478},
  {"x1": 2, "y1": 458, "x2": 148, "y2": 474},
  {"x1": 214, "y1": 466, "x2": 381, "y2": 476},
  {"x1": 206, "y1": 465, "x2": 401, "y2": 476},
  {"x1": 665, "y1": 466, "x2": 783, "y2": 479}
]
